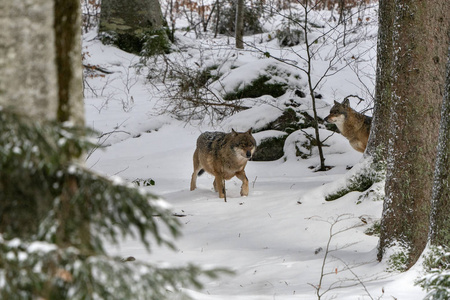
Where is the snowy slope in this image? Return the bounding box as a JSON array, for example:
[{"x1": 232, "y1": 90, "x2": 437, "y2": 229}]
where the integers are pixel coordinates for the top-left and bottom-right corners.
[{"x1": 83, "y1": 5, "x2": 427, "y2": 299}]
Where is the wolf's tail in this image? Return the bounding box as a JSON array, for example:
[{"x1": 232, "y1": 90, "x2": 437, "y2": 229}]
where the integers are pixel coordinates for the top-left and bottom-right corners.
[{"x1": 198, "y1": 169, "x2": 205, "y2": 176}]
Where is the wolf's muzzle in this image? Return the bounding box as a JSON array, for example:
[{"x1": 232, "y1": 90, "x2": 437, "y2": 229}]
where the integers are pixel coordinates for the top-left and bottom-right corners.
[{"x1": 246, "y1": 150, "x2": 252, "y2": 158}]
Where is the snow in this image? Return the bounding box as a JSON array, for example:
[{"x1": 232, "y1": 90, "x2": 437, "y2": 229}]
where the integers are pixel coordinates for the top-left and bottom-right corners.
[
  {"x1": 221, "y1": 103, "x2": 284, "y2": 131},
  {"x1": 82, "y1": 4, "x2": 427, "y2": 299}
]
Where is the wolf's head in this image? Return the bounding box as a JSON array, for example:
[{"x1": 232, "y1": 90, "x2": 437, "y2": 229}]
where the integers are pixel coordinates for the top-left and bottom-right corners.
[
  {"x1": 324, "y1": 99, "x2": 351, "y2": 129},
  {"x1": 230, "y1": 129, "x2": 257, "y2": 160}
]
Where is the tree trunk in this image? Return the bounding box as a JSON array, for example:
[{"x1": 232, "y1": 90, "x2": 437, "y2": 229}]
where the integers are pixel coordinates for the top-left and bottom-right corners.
[
  {"x1": 54, "y1": 0, "x2": 90, "y2": 250},
  {"x1": 214, "y1": 0, "x2": 221, "y2": 38},
  {"x1": 235, "y1": 0, "x2": 244, "y2": 49},
  {"x1": 99, "y1": 0, "x2": 167, "y2": 54},
  {"x1": 338, "y1": 0, "x2": 345, "y2": 24},
  {"x1": 0, "y1": 0, "x2": 58, "y2": 121},
  {"x1": 377, "y1": 0, "x2": 449, "y2": 268},
  {"x1": 0, "y1": 0, "x2": 58, "y2": 236},
  {"x1": 429, "y1": 45, "x2": 450, "y2": 248},
  {"x1": 365, "y1": 0, "x2": 394, "y2": 159},
  {"x1": 0, "y1": 0, "x2": 85, "y2": 245},
  {"x1": 55, "y1": 0, "x2": 84, "y2": 125}
]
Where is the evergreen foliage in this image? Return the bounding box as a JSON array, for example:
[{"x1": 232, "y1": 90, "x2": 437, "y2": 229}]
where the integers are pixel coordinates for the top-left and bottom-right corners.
[
  {"x1": 0, "y1": 235, "x2": 223, "y2": 300},
  {"x1": 213, "y1": 0, "x2": 263, "y2": 36},
  {"x1": 140, "y1": 28, "x2": 172, "y2": 57},
  {"x1": 0, "y1": 107, "x2": 226, "y2": 299},
  {"x1": 325, "y1": 154, "x2": 386, "y2": 202},
  {"x1": 418, "y1": 246, "x2": 450, "y2": 300}
]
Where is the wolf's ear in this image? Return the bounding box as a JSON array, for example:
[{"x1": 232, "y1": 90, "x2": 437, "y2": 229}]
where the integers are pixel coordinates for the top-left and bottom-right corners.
[
  {"x1": 247, "y1": 128, "x2": 253, "y2": 134},
  {"x1": 334, "y1": 100, "x2": 340, "y2": 105},
  {"x1": 232, "y1": 128, "x2": 238, "y2": 135},
  {"x1": 342, "y1": 98, "x2": 350, "y2": 107}
]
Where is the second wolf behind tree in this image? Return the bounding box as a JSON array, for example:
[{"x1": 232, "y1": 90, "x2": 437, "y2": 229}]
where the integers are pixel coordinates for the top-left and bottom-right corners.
[
  {"x1": 324, "y1": 99, "x2": 372, "y2": 153},
  {"x1": 190, "y1": 129, "x2": 257, "y2": 201}
]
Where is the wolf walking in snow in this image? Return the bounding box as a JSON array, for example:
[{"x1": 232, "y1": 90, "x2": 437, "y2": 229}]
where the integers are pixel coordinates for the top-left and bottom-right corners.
[
  {"x1": 190, "y1": 129, "x2": 257, "y2": 201},
  {"x1": 324, "y1": 99, "x2": 372, "y2": 153}
]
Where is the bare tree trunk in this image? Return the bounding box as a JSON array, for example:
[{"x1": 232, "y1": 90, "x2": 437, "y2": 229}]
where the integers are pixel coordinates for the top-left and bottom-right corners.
[
  {"x1": 303, "y1": 1, "x2": 326, "y2": 171},
  {"x1": 338, "y1": 0, "x2": 345, "y2": 24},
  {"x1": 377, "y1": 0, "x2": 449, "y2": 268},
  {"x1": 429, "y1": 45, "x2": 450, "y2": 248},
  {"x1": 0, "y1": 0, "x2": 85, "y2": 247},
  {"x1": 366, "y1": 0, "x2": 394, "y2": 159},
  {"x1": 54, "y1": 0, "x2": 90, "y2": 250},
  {"x1": 55, "y1": 0, "x2": 84, "y2": 125},
  {"x1": 214, "y1": 0, "x2": 221, "y2": 38},
  {"x1": 0, "y1": 0, "x2": 58, "y2": 121},
  {"x1": 235, "y1": 0, "x2": 244, "y2": 49}
]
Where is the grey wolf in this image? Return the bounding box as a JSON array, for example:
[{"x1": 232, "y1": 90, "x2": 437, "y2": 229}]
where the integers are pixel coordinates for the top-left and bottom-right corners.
[
  {"x1": 190, "y1": 129, "x2": 257, "y2": 201},
  {"x1": 324, "y1": 99, "x2": 372, "y2": 153}
]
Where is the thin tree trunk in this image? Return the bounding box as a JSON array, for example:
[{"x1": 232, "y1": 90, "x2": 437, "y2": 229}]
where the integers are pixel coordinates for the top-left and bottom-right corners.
[
  {"x1": 235, "y1": 0, "x2": 244, "y2": 49},
  {"x1": 54, "y1": 0, "x2": 90, "y2": 251},
  {"x1": 55, "y1": 0, "x2": 84, "y2": 125},
  {"x1": 303, "y1": 2, "x2": 326, "y2": 170},
  {"x1": 214, "y1": 0, "x2": 221, "y2": 38}
]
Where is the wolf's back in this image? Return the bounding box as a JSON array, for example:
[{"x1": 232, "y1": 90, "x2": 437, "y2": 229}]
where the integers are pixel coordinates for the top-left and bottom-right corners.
[{"x1": 196, "y1": 131, "x2": 227, "y2": 154}]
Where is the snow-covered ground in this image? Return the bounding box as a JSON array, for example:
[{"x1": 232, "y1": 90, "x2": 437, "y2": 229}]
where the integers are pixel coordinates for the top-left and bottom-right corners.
[{"x1": 83, "y1": 5, "x2": 427, "y2": 299}]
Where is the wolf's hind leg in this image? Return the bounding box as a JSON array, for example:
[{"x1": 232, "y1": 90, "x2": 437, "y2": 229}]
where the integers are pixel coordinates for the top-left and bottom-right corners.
[
  {"x1": 213, "y1": 178, "x2": 218, "y2": 192},
  {"x1": 236, "y1": 170, "x2": 249, "y2": 196},
  {"x1": 190, "y1": 149, "x2": 201, "y2": 191}
]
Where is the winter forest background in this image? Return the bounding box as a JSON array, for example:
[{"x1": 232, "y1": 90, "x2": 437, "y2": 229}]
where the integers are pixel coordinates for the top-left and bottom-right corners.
[{"x1": 0, "y1": 0, "x2": 449, "y2": 299}]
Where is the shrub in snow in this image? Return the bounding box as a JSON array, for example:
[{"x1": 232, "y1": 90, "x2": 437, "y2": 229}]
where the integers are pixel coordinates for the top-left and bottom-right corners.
[
  {"x1": 325, "y1": 153, "x2": 386, "y2": 202},
  {"x1": 276, "y1": 27, "x2": 305, "y2": 47},
  {"x1": 253, "y1": 135, "x2": 287, "y2": 161},
  {"x1": 283, "y1": 129, "x2": 318, "y2": 160},
  {"x1": 223, "y1": 74, "x2": 288, "y2": 100},
  {"x1": 214, "y1": 60, "x2": 305, "y2": 101},
  {"x1": 284, "y1": 128, "x2": 344, "y2": 161},
  {"x1": 417, "y1": 246, "x2": 450, "y2": 300},
  {"x1": 251, "y1": 107, "x2": 325, "y2": 161}
]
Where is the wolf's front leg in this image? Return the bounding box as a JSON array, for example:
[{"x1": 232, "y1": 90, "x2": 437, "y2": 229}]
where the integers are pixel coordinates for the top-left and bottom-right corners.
[
  {"x1": 236, "y1": 170, "x2": 249, "y2": 196},
  {"x1": 215, "y1": 176, "x2": 226, "y2": 200}
]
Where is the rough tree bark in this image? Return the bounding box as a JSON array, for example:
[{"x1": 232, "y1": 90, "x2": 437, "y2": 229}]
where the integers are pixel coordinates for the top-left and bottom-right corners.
[
  {"x1": 429, "y1": 45, "x2": 450, "y2": 248},
  {"x1": 377, "y1": 0, "x2": 449, "y2": 268},
  {"x1": 0, "y1": 0, "x2": 84, "y2": 244},
  {"x1": 365, "y1": 0, "x2": 394, "y2": 159},
  {"x1": 55, "y1": 0, "x2": 84, "y2": 125},
  {"x1": 235, "y1": 0, "x2": 244, "y2": 49},
  {"x1": 0, "y1": 0, "x2": 83, "y2": 125},
  {"x1": 0, "y1": 0, "x2": 59, "y2": 120}
]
